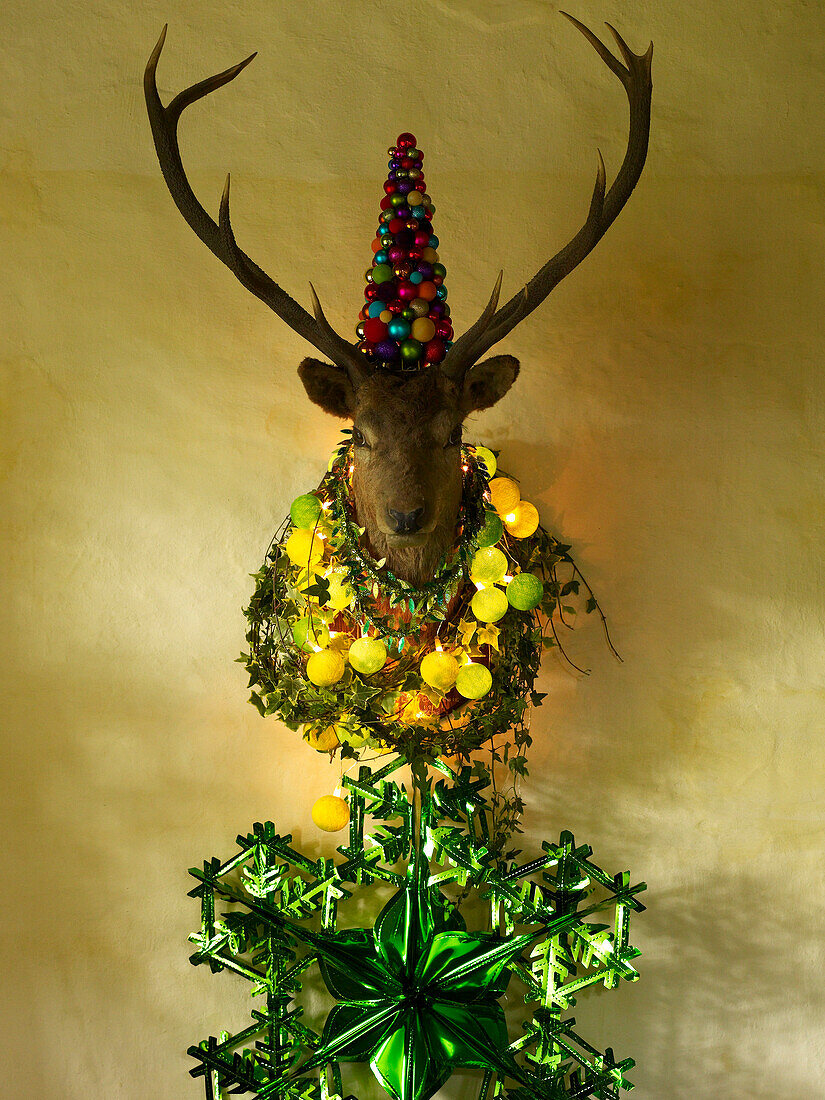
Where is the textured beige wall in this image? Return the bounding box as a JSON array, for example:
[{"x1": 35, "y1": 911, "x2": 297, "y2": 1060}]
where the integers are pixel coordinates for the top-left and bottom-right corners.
[{"x1": 2, "y1": 0, "x2": 824, "y2": 1096}]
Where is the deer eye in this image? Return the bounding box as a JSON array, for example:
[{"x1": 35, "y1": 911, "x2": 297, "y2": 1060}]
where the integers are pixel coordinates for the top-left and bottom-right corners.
[
  {"x1": 446, "y1": 425, "x2": 462, "y2": 448},
  {"x1": 352, "y1": 427, "x2": 368, "y2": 448}
]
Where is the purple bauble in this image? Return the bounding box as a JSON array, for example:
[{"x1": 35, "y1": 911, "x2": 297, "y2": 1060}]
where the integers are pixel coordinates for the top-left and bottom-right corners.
[
  {"x1": 375, "y1": 339, "x2": 399, "y2": 360},
  {"x1": 375, "y1": 281, "x2": 397, "y2": 303},
  {"x1": 417, "y1": 262, "x2": 434, "y2": 280}
]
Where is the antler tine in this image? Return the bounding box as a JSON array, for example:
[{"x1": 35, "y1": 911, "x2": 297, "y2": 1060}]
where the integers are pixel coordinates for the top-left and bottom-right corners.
[
  {"x1": 440, "y1": 270, "x2": 503, "y2": 379},
  {"x1": 442, "y1": 15, "x2": 652, "y2": 377},
  {"x1": 145, "y1": 27, "x2": 364, "y2": 378}
]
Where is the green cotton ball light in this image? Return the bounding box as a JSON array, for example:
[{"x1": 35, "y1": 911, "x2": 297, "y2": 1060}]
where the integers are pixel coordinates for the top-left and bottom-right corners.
[
  {"x1": 475, "y1": 510, "x2": 504, "y2": 549},
  {"x1": 470, "y1": 546, "x2": 508, "y2": 585},
  {"x1": 292, "y1": 616, "x2": 331, "y2": 653},
  {"x1": 348, "y1": 636, "x2": 388, "y2": 676},
  {"x1": 506, "y1": 572, "x2": 544, "y2": 611},
  {"x1": 455, "y1": 661, "x2": 493, "y2": 699},
  {"x1": 290, "y1": 494, "x2": 322, "y2": 529},
  {"x1": 471, "y1": 586, "x2": 509, "y2": 623}
]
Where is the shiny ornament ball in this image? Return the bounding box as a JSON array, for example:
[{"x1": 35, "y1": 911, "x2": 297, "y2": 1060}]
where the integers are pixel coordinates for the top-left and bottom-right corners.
[
  {"x1": 489, "y1": 477, "x2": 521, "y2": 515},
  {"x1": 397, "y1": 132, "x2": 416, "y2": 149},
  {"x1": 311, "y1": 794, "x2": 350, "y2": 832},
  {"x1": 420, "y1": 650, "x2": 460, "y2": 692},
  {"x1": 436, "y1": 285, "x2": 448, "y2": 301},
  {"x1": 289, "y1": 493, "x2": 322, "y2": 529},
  {"x1": 398, "y1": 281, "x2": 417, "y2": 301},
  {"x1": 423, "y1": 339, "x2": 446, "y2": 363},
  {"x1": 375, "y1": 339, "x2": 399, "y2": 360},
  {"x1": 374, "y1": 250, "x2": 389, "y2": 266},
  {"x1": 388, "y1": 217, "x2": 405, "y2": 234},
  {"x1": 475, "y1": 510, "x2": 504, "y2": 548},
  {"x1": 411, "y1": 317, "x2": 436, "y2": 342},
  {"x1": 470, "y1": 586, "x2": 509, "y2": 623},
  {"x1": 470, "y1": 546, "x2": 508, "y2": 585},
  {"x1": 455, "y1": 662, "x2": 493, "y2": 700},
  {"x1": 394, "y1": 263, "x2": 413, "y2": 280},
  {"x1": 504, "y1": 500, "x2": 540, "y2": 538},
  {"x1": 285, "y1": 528, "x2": 324, "y2": 567},
  {"x1": 363, "y1": 318, "x2": 388, "y2": 343},
  {"x1": 388, "y1": 245, "x2": 405, "y2": 263},
  {"x1": 410, "y1": 298, "x2": 429, "y2": 317},
  {"x1": 400, "y1": 307, "x2": 415, "y2": 322},
  {"x1": 388, "y1": 317, "x2": 411, "y2": 341},
  {"x1": 506, "y1": 571, "x2": 544, "y2": 611},
  {"x1": 413, "y1": 229, "x2": 430, "y2": 248},
  {"x1": 383, "y1": 180, "x2": 396, "y2": 195},
  {"x1": 417, "y1": 262, "x2": 434, "y2": 280},
  {"x1": 473, "y1": 446, "x2": 497, "y2": 477},
  {"x1": 372, "y1": 264, "x2": 393, "y2": 285},
  {"x1": 355, "y1": 322, "x2": 367, "y2": 340},
  {"x1": 348, "y1": 636, "x2": 388, "y2": 675},
  {"x1": 400, "y1": 339, "x2": 423, "y2": 362},
  {"x1": 407, "y1": 191, "x2": 423, "y2": 206},
  {"x1": 379, "y1": 309, "x2": 392, "y2": 323},
  {"x1": 435, "y1": 320, "x2": 452, "y2": 339},
  {"x1": 306, "y1": 649, "x2": 345, "y2": 687},
  {"x1": 292, "y1": 616, "x2": 330, "y2": 653}
]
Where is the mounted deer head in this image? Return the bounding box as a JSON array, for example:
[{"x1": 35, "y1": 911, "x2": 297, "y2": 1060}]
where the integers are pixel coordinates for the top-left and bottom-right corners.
[{"x1": 144, "y1": 15, "x2": 652, "y2": 586}]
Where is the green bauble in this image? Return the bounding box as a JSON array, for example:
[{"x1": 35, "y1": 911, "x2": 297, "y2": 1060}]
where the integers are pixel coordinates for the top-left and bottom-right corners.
[
  {"x1": 292, "y1": 617, "x2": 331, "y2": 653},
  {"x1": 506, "y1": 572, "x2": 544, "y2": 611},
  {"x1": 400, "y1": 338, "x2": 423, "y2": 363},
  {"x1": 372, "y1": 264, "x2": 393, "y2": 284},
  {"x1": 476, "y1": 510, "x2": 504, "y2": 548},
  {"x1": 290, "y1": 493, "x2": 322, "y2": 529}
]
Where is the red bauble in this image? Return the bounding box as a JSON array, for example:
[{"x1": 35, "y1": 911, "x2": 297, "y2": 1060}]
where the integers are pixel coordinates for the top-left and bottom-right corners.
[
  {"x1": 383, "y1": 180, "x2": 397, "y2": 195},
  {"x1": 387, "y1": 300, "x2": 404, "y2": 313},
  {"x1": 414, "y1": 180, "x2": 427, "y2": 192},
  {"x1": 380, "y1": 195, "x2": 393, "y2": 211},
  {"x1": 397, "y1": 281, "x2": 417, "y2": 301},
  {"x1": 388, "y1": 218, "x2": 405, "y2": 235},
  {"x1": 413, "y1": 230, "x2": 430, "y2": 248},
  {"x1": 424, "y1": 339, "x2": 446, "y2": 363},
  {"x1": 397, "y1": 132, "x2": 416, "y2": 149},
  {"x1": 388, "y1": 245, "x2": 405, "y2": 264},
  {"x1": 364, "y1": 285, "x2": 380, "y2": 301},
  {"x1": 401, "y1": 157, "x2": 414, "y2": 170},
  {"x1": 436, "y1": 320, "x2": 453, "y2": 339},
  {"x1": 363, "y1": 318, "x2": 389, "y2": 343}
]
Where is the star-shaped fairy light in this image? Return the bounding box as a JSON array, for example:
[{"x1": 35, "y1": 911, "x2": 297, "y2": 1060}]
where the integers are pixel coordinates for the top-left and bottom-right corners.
[{"x1": 187, "y1": 757, "x2": 645, "y2": 1100}]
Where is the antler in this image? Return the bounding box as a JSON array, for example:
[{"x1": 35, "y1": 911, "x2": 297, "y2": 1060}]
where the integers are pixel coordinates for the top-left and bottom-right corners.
[
  {"x1": 441, "y1": 15, "x2": 653, "y2": 380},
  {"x1": 144, "y1": 26, "x2": 368, "y2": 380}
]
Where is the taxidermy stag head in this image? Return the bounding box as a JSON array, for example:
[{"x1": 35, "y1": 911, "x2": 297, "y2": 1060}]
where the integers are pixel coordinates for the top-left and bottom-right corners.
[{"x1": 145, "y1": 16, "x2": 652, "y2": 585}]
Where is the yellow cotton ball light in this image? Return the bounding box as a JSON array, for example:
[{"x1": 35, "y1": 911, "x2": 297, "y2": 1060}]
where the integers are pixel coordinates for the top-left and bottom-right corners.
[
  {"x1": 504, "y1": 501, "x2": 539, "y2": 539},
  {"x1": 470, "y1": 546, "x2": 508, "y2": 585},
  {"x1": 471, "y1": 586, "x2": 509, "y2": 623},
  {"x1": 506, "y1": 572, "x2": 544, "y2": 611},
  {"x1": 306, "y1": 649, "x2": 345, "y2": 687},
  {"x1": 325, "y1": 570, "x2": 354, "y2": 610},
  {"x1": 292, "y1": 616, "x2": 331, "y2": 653},
  {"x1": 474, "y1": 446, "x2": 497, "y2": 477},
  {"x1": 455, "y1": 662, "x2": 493, "y2": 700},
  {"x1": 420, "y1": 651, "x2": 460, "y2": 692},
  {"x1": 285, "y1": 528, "x2": 324, "y2": 567},
  {"x1": 312, "y1": 794, "x2": 350, "y2": 832},
  {"x1": 303, "y1": 724, "x2": 340, "y2": 752},
  {"x1": 349, "y1": 636, "x2": 388, "y2": 675},
  {"x1": 489, "y1": 477, "x2": 520, "y2": 516}
]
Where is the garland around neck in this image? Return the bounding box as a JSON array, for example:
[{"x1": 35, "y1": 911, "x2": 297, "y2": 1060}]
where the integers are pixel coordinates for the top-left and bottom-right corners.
[{"x1": 241, "y1": 438, "x2": 601, "y2": 760}]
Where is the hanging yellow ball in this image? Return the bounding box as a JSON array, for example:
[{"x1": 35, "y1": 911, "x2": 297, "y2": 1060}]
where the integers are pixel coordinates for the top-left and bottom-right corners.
[
  {"x1": 306, "y1": 649, "x2": 345, "y2": 687},
  {"x1": 311, "y1": 794, "x2": 350, "y2": 832},
  {"x1": 292, "y1": 616, "x2": 330, "y2": 653},
  {"x1": 289, "y1": 494, "x2": 322, "y2": 529},
  {"x1": 504, "y1": 500, "x2": 539, "y2": 539},
  {"x1": 285, "y1": 528, "x2": 324, "y2": 567},
  {"x1": 506, "y1": 571, "x2": 544, "y2": 610},
  {"x1": 303, "y1": 724, "x2": 340, "y2": 752},
  {"x1": 474, "y1": 446, "x2": 497, "y2": 477},
  {"x1": 325, "y1": 570, "x2": 354, "y2": 610},
  {"x1": 470, "y1": 546, "x2": 508, "y2": 585},
  {"x1": 455, "y1": 662, "x2": 493, "y2": 699},
  {"x1": 471, "y1": 586, "x2": 509, "y2": 623},
  {"x1": 420, "y1": 650, "x2": 460, "y2": 692},
  {"x1": 489, "y1": 477, "x2": 520, "y2": 516},
  {"x1": 349, "y1": 636, "x2": 388, "y2": 675}
]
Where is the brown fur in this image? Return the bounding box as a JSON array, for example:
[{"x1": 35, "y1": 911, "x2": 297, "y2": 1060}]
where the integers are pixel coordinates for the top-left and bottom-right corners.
[{"x1": 298, "y1": 357, "x2": 519, "y2": 584}]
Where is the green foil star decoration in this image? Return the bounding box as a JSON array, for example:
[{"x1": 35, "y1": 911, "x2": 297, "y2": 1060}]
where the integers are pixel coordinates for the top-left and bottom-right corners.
[{"x1": 186, "y1": 757, "x2": 646, "y2": 1100}]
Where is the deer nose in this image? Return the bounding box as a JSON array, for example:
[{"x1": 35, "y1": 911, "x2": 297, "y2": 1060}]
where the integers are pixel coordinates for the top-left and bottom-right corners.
[{"x1": 388, "y1": 506, "x2": 425, "y2": 534}]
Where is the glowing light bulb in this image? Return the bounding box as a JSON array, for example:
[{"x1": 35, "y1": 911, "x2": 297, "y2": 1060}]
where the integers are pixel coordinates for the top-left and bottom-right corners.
[{"x1": 505, "y1": 512, "x2": 517, "y2": 523}]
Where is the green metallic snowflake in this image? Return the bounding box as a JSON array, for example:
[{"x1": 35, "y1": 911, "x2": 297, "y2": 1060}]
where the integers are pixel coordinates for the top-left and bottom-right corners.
[{"x1": 187, "y1": 758, "x2": 645, "y2": 1100}]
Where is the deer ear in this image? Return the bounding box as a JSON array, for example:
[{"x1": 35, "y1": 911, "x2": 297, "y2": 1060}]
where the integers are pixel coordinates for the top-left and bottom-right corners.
[
  {"x1": 298, "y1": 358, "x2": 356, "y2": 419},
  {"x1": 461, "y1": 355, "x2": 520, "y2": 413}
]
